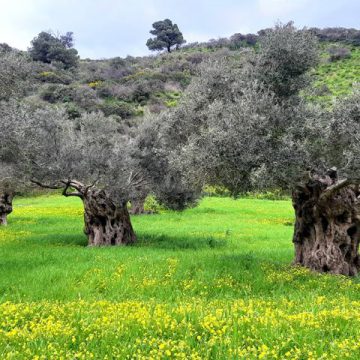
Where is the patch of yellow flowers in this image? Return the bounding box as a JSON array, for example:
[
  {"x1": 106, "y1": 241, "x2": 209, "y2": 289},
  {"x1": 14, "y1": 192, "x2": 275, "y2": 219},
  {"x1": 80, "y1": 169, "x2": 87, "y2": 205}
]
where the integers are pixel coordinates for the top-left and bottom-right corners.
[{"x1": 1, "y1": 296, "x2": 360, "y2": 359}]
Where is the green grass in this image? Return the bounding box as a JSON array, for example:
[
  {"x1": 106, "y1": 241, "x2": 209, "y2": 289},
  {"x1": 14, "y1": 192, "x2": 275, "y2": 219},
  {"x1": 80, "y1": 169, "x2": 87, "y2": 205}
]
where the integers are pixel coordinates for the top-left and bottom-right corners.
[
  {"x1": 1, "y1": 195, "x2": 360, "y2": 359},
  {"x1": 307, "y1": 46, "x2": 360, "y2": 105}
]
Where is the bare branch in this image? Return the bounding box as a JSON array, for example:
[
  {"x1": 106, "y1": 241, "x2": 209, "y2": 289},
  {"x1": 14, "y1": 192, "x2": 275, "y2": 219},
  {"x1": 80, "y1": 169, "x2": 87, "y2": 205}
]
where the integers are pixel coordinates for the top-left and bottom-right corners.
[
  {"x1": 320, "y1": 179, "x2": 352, "y2": 201},
  {"x1": 30, "y1": 179, "x2": 62, "y2": 190}
]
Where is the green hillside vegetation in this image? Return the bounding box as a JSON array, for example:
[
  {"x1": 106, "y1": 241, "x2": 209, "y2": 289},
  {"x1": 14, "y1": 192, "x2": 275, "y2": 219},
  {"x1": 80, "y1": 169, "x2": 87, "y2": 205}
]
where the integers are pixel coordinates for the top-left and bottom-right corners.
[
  {"x1": 26, "y1": 42, "x2": 359, "y2": 122},
  {"x1": 308, "y1": 45, "x2": 360, "y2": 104},
  {"x1": 3, "y1": 27, "x2": 358, "y2": 122},
  {"x1": 31, "y1": 49, "x2": 211, "y2": 120}
]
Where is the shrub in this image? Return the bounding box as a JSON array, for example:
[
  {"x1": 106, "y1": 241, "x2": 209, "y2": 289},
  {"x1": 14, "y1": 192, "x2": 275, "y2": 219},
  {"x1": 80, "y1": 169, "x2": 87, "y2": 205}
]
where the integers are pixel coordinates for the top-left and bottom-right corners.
[
  {"x1": 65, "y1": 103, "x2": 82, "y2": 119},
  {"x1": 40, "y1": 84, "x2": 72, "y2": 103},
  {"x1": 203, "y1": 185, "x2": 231, "y2": 197},
  {"x1": 72, "y1": 86, "x2": 99, "y2": 109},
  {"x1": 99, "y1": 100, "x2": 136, "y2": 118},
  {"x1": 29, "y1": 31, "x2": 79, "y2": 69},
  {"x1": 40, "y1": 84, "x2": 99, "y2": 109},
  {"x1": 245, "y1": 190, "x2": 289, "y2": 200},
  {"x1": 143, "y1": 194, "x2": 166, "y2": 213},
  {"x1": 165, "y1": 99, "x2": 177, "y2": 107},
  {"x1": 328, "y1": 46, "x2": 351, "y2": 62},
  {"x1": 88, "y1": 80, "x2": 103, "y2": 89},
  {"x1": 36, "y1": 70, "x2": 72, "y2": 84},
  {"x1": 148, "y1": 102, "x2": 167, "y2": 113}
]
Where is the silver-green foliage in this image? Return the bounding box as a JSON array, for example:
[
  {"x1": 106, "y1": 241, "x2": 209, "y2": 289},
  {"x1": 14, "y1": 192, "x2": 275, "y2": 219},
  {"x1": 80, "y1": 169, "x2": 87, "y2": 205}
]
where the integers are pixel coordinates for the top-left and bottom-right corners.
[
  {"x1": 140, "y1": 23, "x2": 360, "y2": 198},
  {"x1": 0, "y1": 102, "x2": 145, "y2": 203}
]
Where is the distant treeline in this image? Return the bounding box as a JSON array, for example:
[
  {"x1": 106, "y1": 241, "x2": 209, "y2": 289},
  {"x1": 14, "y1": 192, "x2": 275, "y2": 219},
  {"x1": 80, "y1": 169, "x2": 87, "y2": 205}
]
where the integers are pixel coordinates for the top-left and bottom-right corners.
[{"x1": 182, "y1": 27, "x2": 360, "y2": 50}]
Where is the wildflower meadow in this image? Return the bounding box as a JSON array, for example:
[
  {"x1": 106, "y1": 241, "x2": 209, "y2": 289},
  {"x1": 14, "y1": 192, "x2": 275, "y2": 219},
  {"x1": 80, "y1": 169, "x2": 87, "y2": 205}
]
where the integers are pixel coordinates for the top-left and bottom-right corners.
[{"x1": 1, "y1": 195, "x2": 360, "y2": 359}]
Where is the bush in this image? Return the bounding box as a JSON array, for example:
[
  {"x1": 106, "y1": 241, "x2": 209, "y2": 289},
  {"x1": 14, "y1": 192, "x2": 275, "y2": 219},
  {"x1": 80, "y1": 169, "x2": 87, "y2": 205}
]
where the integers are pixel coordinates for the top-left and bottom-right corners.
[
  {"x1": 65, "y1": 103, "x2": 81, "y2": 119},
  {"x1": 143, "y1": 195, "x2": 165, "y2": 213},
  {"x1": 148, "y1": 102, "x2": 167, "y2": 113},
  {"x1": 203, "y1": 185, "x2": 231, "y2": 197},
  {"x1": 40, "y1": 84, "x2": 72, "y2": 103},
  {"x1": 29, "y1": 31, "x2": 79, "y2": 69},
  {"x1": 40, "y1": 84, "x2": 99, "y2": 110},
  {"x1": 72, "y1": 86, "x2": 99, "y2": 109},
  {"x1": 328, "y1": 46, "x2": 351, "y2": 62},
  {"x1": 36, "y1": 70, "x2": 72, "y2": 84},
  {"x1": 245, "y1": 190, "x2": 289, "y2": 200},
  {"x1": 99, "y1": 100, "x2": 136, "y2": 118},
  {"x1": 310, "y1": 27, "x2": 360, "y2": 46}
]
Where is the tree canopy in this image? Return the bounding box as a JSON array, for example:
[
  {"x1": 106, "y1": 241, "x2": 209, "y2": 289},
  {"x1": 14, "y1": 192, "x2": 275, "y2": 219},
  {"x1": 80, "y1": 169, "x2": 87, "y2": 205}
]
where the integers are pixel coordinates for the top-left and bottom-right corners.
[
  {"x1": 141, "y1": 23, "x2": 360, "y2": 275},
  {"x1": 0, "y1": 49, "x2": 33, "y2": 101},
  {"x1": 29, "y1": 31, "x2": 79, "y2": 69},
  {"x1": 146, "y1": 19, "x2": 185, "y2": 53}
]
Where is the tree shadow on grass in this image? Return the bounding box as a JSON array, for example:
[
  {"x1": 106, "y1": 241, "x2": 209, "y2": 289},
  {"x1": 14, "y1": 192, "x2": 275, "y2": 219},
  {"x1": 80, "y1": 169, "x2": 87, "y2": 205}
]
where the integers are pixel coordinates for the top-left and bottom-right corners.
[
  {"x1": 135, "y1": 233, "x2": 228, "y2": 250},
  {"x1": 218, "y1": 252, "x2": 260, "y2": 271},
  {"x1": 22, "y1": 233, "x2": 88, "y2": 247}
]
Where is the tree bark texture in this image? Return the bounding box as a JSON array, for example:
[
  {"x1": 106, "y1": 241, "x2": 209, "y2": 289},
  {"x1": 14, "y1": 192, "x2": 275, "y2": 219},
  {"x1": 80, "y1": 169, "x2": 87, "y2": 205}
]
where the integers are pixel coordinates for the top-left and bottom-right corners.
[
  {"x1": 292, "y1": 169, "x2": 360, "y2": 276},
  {"x1": 0, "y1": 192, "x2": 13, "y2": 226},
  {"x1": 62, "y1": 181, "x2": 136, "y2": 246}
]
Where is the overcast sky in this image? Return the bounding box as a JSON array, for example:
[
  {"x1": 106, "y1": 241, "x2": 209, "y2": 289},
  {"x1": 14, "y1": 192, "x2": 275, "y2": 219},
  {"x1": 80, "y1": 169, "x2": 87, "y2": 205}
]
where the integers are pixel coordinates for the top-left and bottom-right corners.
[{"x1": 1, "y1": 0, "x2": 359, "y2": 59}]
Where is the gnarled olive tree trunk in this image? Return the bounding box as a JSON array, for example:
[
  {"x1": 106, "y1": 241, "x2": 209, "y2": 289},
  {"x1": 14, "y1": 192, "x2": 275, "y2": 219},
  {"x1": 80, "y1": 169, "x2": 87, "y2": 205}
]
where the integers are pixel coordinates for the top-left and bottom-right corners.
[
  {"x1": 292, "y1": 169, "x2": 360, "y2": 276},
  {"x1": 63, "y1": 181, "x2": 136, "y2": 246},
  {"x1": 0, "y1": 191, "x2": 13, "y2": 225}
]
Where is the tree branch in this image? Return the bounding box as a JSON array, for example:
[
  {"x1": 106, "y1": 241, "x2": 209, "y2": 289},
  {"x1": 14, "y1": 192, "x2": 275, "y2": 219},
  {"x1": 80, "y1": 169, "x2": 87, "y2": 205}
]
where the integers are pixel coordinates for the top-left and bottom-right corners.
[
  {"x1": 60, "y1": 180, "x2": 85, "y2": 193},
  {"x1": 30, "y1": 179, "x2": 62, "y2": 189},
  {"x1": 61, "y1": 180, "x2": 84, "y2": 199},
  {"x1": 320, "y1": 179, "x2": 352, "y2": 201}
]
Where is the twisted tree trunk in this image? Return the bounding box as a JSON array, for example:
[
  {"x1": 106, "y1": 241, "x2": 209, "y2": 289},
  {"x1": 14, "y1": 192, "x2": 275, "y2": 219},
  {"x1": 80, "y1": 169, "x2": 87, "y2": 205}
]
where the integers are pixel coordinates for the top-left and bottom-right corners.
[
  {"x1": 0, "y1": 191, "x2": 13, "y2": 226},
  {"x1": 62, "y1": 181, "x2": 136, "y2": 246},
  {"x1": 292, "y1": 169, "x2": 360, "y2": 276}
]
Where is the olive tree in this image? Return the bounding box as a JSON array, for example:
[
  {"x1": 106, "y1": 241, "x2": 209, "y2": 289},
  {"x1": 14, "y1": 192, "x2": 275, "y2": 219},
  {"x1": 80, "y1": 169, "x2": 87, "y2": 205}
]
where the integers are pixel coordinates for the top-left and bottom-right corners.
[
  {"x1": 255, "y1": 21, "x2": 319, "y2": 99},
  {"x1": 1, "y1": 102, "x2": 149, "y2": 244},
  {"x1": 0, "y1": 103, "x2": 16, "y2": 225},
  {"x1": 147, "y1": 23, "x2": 360, "y2": 275},
  {"x1": 0, "y1": 166, "x2": 15, "y2": 225},
  {"x1": 0, "y1": 49, "x2": 33, "y2": 101},
  {"x1": 0, "y1": 49, "x2": 34, "y2": 225}
]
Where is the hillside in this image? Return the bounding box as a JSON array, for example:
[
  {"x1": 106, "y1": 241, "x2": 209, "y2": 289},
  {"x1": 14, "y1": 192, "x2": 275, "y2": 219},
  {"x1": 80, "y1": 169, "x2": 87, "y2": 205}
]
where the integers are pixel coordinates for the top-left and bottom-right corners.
[
  {"x1": 2, "y1": 27, "x2": 359, "y2": 124},
  {"x1": 308, "y1": 45, "x2": 360, "y2": 104},
  {"x1": 29, "y1": 42, "x2": 360, "y2": 119}
]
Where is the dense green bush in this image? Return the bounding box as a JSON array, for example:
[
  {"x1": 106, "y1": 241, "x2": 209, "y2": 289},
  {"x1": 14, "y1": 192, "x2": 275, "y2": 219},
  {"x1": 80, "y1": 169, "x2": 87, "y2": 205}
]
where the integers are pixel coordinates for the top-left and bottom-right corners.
[
  {"x1": 29, "y1": 31, "x2": 79, "y2": 69},
  {"x1": 40, "y1": 84, "x2": 99, "y2": 110},
  {"x1": 40, "y1": 84, "x2": 72, "y2": 103},
  {"x1": 143, "y1": 194, "x2": 166, "y2": 213}
]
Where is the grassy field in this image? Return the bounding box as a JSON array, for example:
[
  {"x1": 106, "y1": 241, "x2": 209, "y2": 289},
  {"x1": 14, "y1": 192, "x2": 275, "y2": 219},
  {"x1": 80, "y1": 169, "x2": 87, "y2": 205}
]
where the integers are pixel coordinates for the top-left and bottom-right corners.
[
  {"x1": 308, "y1": 46, "x2": 360, "y2": 105},
  {"x1": 1, "y1": 195, "x2": 360, "y2": 359}
]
